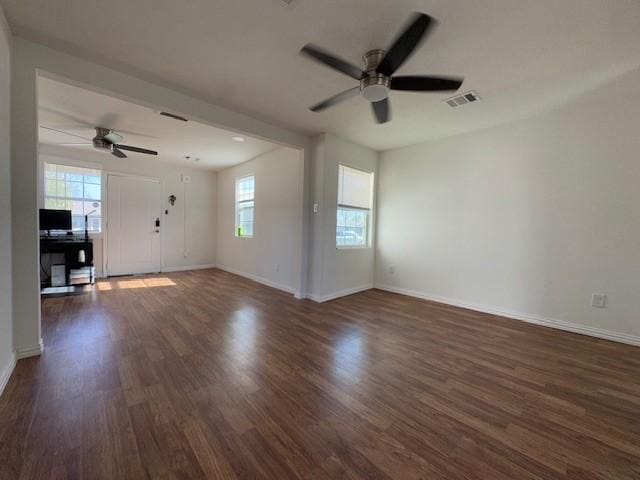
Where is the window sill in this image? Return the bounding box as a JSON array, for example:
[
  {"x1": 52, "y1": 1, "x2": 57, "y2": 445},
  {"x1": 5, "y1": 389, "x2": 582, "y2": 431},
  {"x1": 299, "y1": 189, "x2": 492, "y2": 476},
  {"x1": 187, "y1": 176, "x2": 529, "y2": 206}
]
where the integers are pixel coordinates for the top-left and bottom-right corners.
[
  {"x1": 336, "y1": 245, "x2": 370, "y2": 250},
  {"x1": 235, "y1": 235, "x2": 254, "y2": 239}
]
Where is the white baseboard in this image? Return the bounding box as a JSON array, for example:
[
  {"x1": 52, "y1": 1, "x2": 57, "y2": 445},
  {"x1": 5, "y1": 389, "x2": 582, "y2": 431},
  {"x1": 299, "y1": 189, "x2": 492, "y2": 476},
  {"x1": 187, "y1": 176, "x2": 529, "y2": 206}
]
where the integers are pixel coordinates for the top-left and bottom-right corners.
[
  {"x1": 307, "y1": 284, "x2": 373, "y2": 303},
  {"x1": 0, "y1": 352, "x2": 17, "y2": 398},
  {"x1": 2, "y1": 339, "x2": 44, "y2": 397},
  {"x1": 16, "y1": 338, "x2": 44, "y2": 359},
  {"x1": 215, "y1": 264, "x2": 297, "y2": 295},
  {"x1": 162, "y1": 263, "x2": 217, "y2": 273},
  {"x1": 375, "y1": 284, "x2": 640, "y2": 347}
]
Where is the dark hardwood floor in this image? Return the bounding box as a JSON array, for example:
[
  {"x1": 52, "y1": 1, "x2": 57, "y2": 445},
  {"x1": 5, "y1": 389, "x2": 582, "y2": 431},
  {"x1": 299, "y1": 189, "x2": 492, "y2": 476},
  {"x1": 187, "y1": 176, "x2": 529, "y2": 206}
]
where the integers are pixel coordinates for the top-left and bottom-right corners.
[{"x1": 1, "y1": 269, "x2": 640, "y2": 479}]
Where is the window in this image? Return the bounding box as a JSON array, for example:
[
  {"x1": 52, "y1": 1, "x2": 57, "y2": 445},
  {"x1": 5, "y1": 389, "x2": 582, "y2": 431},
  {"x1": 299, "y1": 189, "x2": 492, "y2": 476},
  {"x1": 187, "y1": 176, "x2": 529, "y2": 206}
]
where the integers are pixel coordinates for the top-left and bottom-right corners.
[
  {"x1": 44, "y1": 163, "x2": 102, "y2": 233},
  {"x1": 337, "y1": 164, "x2": 374, "y2": 248},
  {"x1": 235, "y1": 175, "x2": 255, "y2": 237}
]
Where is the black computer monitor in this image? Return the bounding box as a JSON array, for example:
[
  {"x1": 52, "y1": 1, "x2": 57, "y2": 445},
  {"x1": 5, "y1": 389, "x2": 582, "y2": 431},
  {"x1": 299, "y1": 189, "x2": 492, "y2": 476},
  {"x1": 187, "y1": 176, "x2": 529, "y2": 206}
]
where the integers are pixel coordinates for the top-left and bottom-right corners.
[{"x1": 39, "y1": 209, "x2": 72, "y2": 232}]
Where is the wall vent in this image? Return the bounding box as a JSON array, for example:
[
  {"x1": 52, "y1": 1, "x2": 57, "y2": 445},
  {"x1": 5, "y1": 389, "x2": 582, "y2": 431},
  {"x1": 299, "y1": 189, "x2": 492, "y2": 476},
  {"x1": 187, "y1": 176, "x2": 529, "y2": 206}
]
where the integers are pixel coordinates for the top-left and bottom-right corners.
[{"x1": 444, "y1": 90, "x2": 481, "y2": 109}]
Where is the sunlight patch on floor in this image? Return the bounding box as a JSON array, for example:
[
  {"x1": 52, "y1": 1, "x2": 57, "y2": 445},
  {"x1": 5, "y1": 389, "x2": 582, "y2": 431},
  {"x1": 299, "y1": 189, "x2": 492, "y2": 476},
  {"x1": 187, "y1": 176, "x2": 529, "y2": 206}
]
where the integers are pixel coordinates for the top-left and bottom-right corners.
[{"x1": 96, "y1": 277, "x2": 177, "y2": 290}]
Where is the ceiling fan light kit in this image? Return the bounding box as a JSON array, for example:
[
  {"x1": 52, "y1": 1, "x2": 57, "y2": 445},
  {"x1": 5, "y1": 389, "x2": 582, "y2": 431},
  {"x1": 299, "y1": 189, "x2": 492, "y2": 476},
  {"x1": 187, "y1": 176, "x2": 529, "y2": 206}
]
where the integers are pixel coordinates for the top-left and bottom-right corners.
[
  {"x1": 301, "y1": 12, "x2": 464, "y2": 124},
  {"x1": 361, "y1": 50, "x2": 390, "y2": 103}
]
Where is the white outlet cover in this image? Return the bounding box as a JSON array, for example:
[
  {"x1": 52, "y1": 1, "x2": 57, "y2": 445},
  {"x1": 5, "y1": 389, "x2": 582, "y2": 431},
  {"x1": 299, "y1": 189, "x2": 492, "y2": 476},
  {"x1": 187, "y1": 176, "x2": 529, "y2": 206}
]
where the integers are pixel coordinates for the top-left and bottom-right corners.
[
  {"x1": 388, "y1": 265, "x2": 395, "y2": 274},
  {"x1": 591, "y1": 293, "x2": 607, "y2": 308}
]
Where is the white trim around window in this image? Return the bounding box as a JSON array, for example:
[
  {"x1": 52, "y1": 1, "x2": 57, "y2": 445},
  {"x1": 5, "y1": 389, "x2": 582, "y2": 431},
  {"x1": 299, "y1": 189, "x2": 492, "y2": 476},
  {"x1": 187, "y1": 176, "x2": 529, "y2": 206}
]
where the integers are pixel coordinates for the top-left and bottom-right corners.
[
  {"x1": 336, "y1": 164, "x2": 374, "y2": 249},
  {"x1": 235, "y1": 174, "x2": 255, "y2": 238},
  {"x1": 43, "y1": 162, "x2": 103, "y2": 233}
]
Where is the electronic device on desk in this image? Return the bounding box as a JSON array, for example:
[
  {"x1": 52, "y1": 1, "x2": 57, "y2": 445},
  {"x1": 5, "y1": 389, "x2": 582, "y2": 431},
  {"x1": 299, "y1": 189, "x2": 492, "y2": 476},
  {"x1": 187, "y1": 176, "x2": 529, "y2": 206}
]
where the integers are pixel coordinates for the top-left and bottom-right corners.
[
  {"x1": 84, "y1": 209, "x2": 97, "y2": 242},
  {"x1": 39, "y1": 208, "x2": 72, "y2": 237}
]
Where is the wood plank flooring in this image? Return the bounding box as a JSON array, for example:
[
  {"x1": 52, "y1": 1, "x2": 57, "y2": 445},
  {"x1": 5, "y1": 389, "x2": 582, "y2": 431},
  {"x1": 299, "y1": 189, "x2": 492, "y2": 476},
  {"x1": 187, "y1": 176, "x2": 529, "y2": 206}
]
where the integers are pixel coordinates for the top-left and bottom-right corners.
[{"x1": 1, "y1": 268, "x2": 640, "y2": 479}]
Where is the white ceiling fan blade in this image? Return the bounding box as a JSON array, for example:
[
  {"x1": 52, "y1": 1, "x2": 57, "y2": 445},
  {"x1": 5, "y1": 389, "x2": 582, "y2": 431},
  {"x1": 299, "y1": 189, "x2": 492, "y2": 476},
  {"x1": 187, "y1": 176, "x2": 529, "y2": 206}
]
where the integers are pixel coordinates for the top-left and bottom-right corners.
[{"x1": 39, "y1": 125, "x2": 92, "y2": 141}]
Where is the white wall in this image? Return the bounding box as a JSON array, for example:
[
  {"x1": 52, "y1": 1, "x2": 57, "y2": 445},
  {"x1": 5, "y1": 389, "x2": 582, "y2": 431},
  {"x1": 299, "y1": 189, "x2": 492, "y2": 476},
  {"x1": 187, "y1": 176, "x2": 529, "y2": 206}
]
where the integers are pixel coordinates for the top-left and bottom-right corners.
[
  {"x1": 39, "y1": 144, "x2": 216, "y2": 276},
  {"x1": 376, "y1": 68, "x2": 640, "y2": 342},
  {"x1": 216, "y1": 147, "x2": 303, "y2": 294},
  {"x1": 308, "y1": 133, "x2": 378, "y2": 301},
  {"x1": 0, "y1": 5, "x2": 15, "y2": 395}
]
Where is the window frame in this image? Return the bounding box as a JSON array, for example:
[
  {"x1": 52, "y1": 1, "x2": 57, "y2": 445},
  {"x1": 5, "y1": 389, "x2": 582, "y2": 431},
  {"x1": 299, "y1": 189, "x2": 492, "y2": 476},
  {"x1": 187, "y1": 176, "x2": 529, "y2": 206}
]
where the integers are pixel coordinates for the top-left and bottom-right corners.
[
  {"x1": 43, "y1": 162, "x2": 103, "y2": 234},
  {"x1": 336, "y1": 164, "x2": 374, "y2": 250},
  {"x1": 235, "y1": 174, "x2": 255, "y2": 238}
]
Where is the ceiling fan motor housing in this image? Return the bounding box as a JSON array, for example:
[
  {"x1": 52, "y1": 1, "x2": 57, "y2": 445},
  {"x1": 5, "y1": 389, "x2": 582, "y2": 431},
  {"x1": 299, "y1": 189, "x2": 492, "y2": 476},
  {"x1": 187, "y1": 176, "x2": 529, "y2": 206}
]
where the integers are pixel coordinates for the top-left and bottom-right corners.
[
  {"x1": 361, "y1": 50, "x2": 390, "y2": 102},
  {"x1": 92, "y1": 136, "x2": 111, "y2": 150},
  {"x1": 92, "y1": 127, "x2": 124, "y2": 150}
]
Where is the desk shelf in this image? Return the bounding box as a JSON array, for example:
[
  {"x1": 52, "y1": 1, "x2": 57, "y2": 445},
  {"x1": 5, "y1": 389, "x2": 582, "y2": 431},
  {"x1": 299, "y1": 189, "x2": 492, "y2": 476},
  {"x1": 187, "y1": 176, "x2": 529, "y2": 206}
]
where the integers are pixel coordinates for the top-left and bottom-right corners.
[{"x1": 40, "y1": 236, "x2": 95, "y2": 290}]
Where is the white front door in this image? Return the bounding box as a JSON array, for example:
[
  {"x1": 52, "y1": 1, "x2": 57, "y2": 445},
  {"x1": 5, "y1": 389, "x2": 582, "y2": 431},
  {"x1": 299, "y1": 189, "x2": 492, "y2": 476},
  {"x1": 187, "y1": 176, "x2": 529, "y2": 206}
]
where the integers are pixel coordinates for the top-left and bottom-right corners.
[{"x1": 107, "y1": 175, "x2": 162, "y2": 276}]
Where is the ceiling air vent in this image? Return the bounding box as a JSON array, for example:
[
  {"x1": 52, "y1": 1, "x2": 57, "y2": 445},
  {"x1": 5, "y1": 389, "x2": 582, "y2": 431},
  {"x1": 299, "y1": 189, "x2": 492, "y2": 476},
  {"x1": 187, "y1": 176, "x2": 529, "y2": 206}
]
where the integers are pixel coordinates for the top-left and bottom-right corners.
[{"x1": 444, "y1": 90, "x2": 481, "y2": 109}]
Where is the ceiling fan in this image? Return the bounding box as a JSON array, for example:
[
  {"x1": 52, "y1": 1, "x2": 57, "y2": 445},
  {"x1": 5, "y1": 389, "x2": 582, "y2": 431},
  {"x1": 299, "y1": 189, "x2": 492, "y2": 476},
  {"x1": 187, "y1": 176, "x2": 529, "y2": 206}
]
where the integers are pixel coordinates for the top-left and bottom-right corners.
[
  {"x1": 300, "y1": 12, "x2": 464, "y2": 124},
  {"x1": 41, "y1": 126, "x2": 158, "y2": 158}
]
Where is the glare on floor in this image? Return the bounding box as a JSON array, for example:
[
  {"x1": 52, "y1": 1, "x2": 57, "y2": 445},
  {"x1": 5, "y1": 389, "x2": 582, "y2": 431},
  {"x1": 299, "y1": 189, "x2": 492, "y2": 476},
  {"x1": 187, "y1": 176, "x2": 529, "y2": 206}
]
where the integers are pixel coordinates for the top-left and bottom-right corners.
[{"x1": 95, "y1": 277, "x2": 177, "y2": 290}]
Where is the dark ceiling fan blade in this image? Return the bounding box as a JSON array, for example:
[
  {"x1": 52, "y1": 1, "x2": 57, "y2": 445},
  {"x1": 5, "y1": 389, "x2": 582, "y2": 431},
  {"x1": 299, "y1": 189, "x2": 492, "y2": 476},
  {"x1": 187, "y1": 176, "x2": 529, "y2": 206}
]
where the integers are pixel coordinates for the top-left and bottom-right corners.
[
  {"x1": 111, "y1": 146, "x2": 127, "y2": 158},
  {"x1": 301, "y1": 44, "x2": 364, "y2": 80},
  {"x1": 115, "y1": 144, "x2": 158, "y2": 156},
  {"x1": 371, "y1": 98, "x2": 391, "y2": 124},
  {"x1": 377, "y1": 13, "x2": 436, "y2": 77},
  {"x1": 309, "y1": 86, "x2": 361, "y2": 112},
  {"x1": 391, "y1": 75, "x2": 463, "y2": 92}
]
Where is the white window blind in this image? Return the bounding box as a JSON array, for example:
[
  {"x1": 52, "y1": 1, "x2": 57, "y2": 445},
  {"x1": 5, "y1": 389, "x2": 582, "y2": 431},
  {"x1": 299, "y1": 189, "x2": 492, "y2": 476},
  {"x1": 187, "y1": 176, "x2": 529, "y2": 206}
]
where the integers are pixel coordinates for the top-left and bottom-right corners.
[
  {"x1": 337, "y1": 165, "x2": 374, "y2": 248},
  {"x1": 44, "y1": 163, "x2": 102, "y2": 232},
  {"x1": 338, "y1": 165, "x2": 373, "y2": 210},
  {"x1": 235, "y1": 175, "x2": 255, "y2": 237}
]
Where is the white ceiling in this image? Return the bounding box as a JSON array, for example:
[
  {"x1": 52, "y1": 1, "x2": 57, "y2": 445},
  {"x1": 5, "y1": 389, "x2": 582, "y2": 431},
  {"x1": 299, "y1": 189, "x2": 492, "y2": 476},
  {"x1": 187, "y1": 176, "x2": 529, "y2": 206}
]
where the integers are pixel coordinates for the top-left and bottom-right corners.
[
  {"x1": 38, "y1": 76, "x2": 279, "y2": 170},
  {"x1": 4, "y1": 0, "x2": 640, "y2": 150}
]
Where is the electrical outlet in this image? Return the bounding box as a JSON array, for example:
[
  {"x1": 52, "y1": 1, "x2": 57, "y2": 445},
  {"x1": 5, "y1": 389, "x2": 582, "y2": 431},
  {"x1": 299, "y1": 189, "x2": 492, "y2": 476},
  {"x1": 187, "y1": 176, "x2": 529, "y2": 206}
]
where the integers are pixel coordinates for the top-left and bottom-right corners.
[
  {"x1": 313, "y1": 203, "x2": 319, "y2": 213},
  {"x1": 591, "y1": 293, "x2": 607, "y2": 308},
  {"x1": 276, "y1": 263, "x2": 280, "y2": 272},
  {"x1": 388, "y1": 265, "x2": 395, "y2": 274}
]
